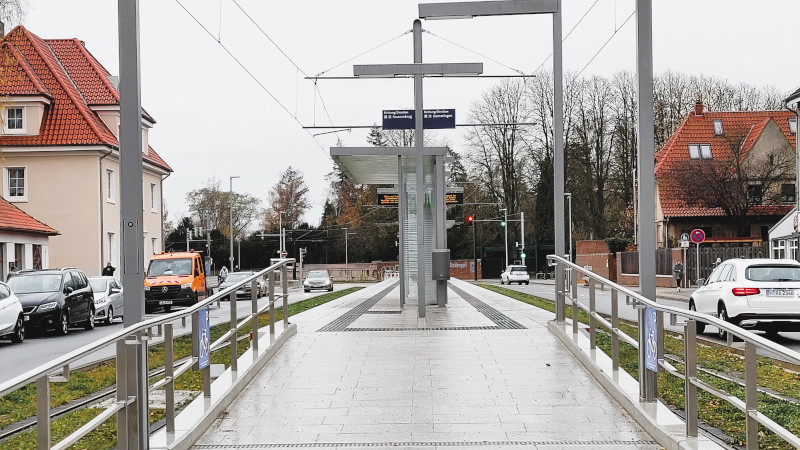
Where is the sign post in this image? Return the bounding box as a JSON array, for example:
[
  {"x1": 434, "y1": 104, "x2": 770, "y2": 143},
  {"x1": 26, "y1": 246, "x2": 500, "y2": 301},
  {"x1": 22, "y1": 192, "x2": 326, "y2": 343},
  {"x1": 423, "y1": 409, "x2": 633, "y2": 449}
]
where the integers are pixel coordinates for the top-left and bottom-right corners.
[
  {"x1": 690, "y1": 229, "x2": 706, "y2": 283},
  {"x1": 680, "y1": 233, "x2": 689, "y2": 289}
]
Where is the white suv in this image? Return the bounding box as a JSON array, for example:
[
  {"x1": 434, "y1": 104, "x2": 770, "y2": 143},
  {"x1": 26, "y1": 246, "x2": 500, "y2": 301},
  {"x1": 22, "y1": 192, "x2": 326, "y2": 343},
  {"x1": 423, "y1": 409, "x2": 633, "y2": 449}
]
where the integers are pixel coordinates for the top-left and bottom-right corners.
[
  {"x1": 501, "y1": 265, "x2": 530, "y2": 285},
  {"x1": 690, "y1": 258, "x2": 800, "y2": 338},
  {"x1": 0, "y1": 281, "x2": 24, "y2": 344}
]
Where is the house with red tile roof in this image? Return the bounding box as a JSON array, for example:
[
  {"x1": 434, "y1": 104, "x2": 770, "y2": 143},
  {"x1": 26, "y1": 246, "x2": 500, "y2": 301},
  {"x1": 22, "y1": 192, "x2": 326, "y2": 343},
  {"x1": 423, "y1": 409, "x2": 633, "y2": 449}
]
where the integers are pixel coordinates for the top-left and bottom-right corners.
[
  {"x1": 655, "y1": 101, "x2": 796, "y2": 248},
  {"x1": 0, "y1": 196, "x2": 58, "y2": 279},
  {"x1": 0, "y1": 26, "x2": 172, "y2": 276}
]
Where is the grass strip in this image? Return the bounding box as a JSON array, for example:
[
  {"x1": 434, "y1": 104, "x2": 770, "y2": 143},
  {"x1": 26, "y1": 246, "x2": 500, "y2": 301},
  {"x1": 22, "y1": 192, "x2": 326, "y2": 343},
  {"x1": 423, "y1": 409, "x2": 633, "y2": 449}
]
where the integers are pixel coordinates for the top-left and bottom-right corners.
[
  {"x1": 0, "y1": 286, "x2": 363, "y2": 449},
  {"x1": 481, "y1": 284, "x2": 800, "y2": 449}
]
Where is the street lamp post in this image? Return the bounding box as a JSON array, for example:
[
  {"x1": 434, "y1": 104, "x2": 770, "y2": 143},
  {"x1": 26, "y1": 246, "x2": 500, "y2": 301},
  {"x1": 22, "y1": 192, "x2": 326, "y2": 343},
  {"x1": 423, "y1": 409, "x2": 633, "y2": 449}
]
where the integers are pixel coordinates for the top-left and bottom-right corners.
[
  {"x1": 565, "y1": 193, "x2": 572, "y2": 261},
  {"x1": 278, "y1": 211, "x2": 287, "y2": 256},
  {"x1": 501, "y1": 208, "x2": 508, "y2": 268},
  {"x1": 344, "y1": 228, "x2": 355, "y2": 281},
  {"x1": 229, "y1": 176, "x2": 239, "y2": 271}
]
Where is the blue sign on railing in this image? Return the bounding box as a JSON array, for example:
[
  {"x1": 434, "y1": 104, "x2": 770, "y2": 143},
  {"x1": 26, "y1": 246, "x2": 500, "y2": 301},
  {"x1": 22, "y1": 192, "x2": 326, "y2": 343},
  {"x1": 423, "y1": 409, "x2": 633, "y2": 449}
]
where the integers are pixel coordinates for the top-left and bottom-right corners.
[
  {"x1": 197, "y1": 308, "x2": 211, "y2": 370},
  {"x1": 382, "y1": 109, "x2": 456, "y2": 130},
  {"x1": 644, "y1": 307, "x2": 658, "y2": 372}
]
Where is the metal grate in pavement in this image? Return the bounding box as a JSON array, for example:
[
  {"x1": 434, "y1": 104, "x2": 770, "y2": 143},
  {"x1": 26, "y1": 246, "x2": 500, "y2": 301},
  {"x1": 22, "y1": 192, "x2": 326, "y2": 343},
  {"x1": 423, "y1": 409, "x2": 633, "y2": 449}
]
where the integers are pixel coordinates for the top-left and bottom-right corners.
[
  {"x1": 317, "y1": 282, "x2": 399, "y2": 332},
  {"x1": 362, "y1": 310, "x2": 402, "y2": 314},
  {"x1": 448, "y1": 283, "x2": 526, "y2": 329},
  {"x1": 344, "y1": 326, "x2": 501, "y2": 331},
  {"x1": 194, "y1": 439, "x2": 658, "y2": 448}
]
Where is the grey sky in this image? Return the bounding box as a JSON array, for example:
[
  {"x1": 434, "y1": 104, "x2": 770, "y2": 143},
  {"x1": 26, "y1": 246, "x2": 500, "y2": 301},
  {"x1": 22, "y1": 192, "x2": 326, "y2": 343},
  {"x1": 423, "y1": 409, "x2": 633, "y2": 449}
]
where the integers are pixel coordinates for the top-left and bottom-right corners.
[{"x1": 25, "y1": 0, "x2": 800, "y2": 228}]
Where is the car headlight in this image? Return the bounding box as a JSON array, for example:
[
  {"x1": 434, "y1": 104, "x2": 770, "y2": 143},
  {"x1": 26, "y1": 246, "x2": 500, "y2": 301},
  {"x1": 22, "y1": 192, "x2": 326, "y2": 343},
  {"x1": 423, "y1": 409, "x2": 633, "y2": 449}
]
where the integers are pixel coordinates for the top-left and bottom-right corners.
[
  {"x1": 38, "y1": 301, "x2": 58, "y2": 312},
  {"x1": 95, "y1": 296, "x2": 109, "y2": 305},
  {"x1": 323, "y1": 280, "x2": 331, "y2": 285},
  {"x1": 144, "y1": 286, "x2": 150, "y2": 291},
  {"x1": 304, "y1": 281, "x2": 310, "y2": 286}
]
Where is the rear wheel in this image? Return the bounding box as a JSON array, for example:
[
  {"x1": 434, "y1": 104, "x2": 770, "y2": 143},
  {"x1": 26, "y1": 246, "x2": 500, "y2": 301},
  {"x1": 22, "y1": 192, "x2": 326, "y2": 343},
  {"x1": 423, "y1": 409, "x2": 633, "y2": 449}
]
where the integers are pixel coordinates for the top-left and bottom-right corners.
[
  {"x1": 500, "y1": 279, "x2": 504, "y2": 285},
  {"x1": 525, "y1": 281, "x2": 529, "y2": 285},
  {"x1": 689, "y1": 301, "x2": 705, "y2": 334},
  {"x1": 10, "y1": 316, "x2": 24, "y2": 343},
  {"x1": 717, "y1": 303, "x2": 730, "y2": 340}
]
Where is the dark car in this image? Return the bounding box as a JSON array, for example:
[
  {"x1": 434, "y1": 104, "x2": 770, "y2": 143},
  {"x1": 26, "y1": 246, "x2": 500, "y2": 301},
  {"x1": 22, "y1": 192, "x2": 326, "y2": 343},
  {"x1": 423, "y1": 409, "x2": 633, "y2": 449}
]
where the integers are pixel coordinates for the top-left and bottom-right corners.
[{"x1": 7, "y1": 269, "x2": 95, "y2": 335}]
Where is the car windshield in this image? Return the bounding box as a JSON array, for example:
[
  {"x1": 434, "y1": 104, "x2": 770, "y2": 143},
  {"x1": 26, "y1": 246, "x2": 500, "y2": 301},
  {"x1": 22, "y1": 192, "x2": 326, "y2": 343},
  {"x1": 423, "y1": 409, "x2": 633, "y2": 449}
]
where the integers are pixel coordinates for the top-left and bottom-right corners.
[
  {"x1": 90, "y1": 279, "x2": 108, "y2": 292},
  {"x1": 147, "y1": 259, "x2": 193, "y2": 276},
  {"x1": 745, "y1": 265, "x2": 800, "y2": 282},
  {"x1": 224, "y1": 273, "x2": 249, "y2": 283},
  {"x1": 308, "y1": 271, "x2": 329, "y2": 278},
  {"x1": 511, "y1": 267, "x2": 527, "y2": 272},
  {"x1": 8, "y1": 274, "x2": 62, "y2": 294}
]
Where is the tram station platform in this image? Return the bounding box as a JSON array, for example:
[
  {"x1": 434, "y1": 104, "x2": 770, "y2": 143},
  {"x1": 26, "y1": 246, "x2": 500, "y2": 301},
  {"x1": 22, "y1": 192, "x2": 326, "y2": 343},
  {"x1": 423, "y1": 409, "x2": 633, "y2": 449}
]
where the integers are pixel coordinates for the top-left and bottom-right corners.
[{"x1": 191, "y1": 279, "x2": 663, "y2": 450}]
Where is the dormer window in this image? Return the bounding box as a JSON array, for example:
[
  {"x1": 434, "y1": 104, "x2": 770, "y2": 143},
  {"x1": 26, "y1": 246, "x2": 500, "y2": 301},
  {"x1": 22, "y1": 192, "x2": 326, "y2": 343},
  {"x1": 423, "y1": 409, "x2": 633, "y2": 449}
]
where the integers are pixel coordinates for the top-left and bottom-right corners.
[
  {"x1": 4, "y1": 107, "x2": 24, "y2": 133},
  {"x1": 713, "y1": 119, "x2": 723, "y2": 136},
  {"x1": 689, "y1": 144, "x2": 712, "y2": 160},
  {"x1": 790, "y1": 118, "x2": 797, "y2": 135}
]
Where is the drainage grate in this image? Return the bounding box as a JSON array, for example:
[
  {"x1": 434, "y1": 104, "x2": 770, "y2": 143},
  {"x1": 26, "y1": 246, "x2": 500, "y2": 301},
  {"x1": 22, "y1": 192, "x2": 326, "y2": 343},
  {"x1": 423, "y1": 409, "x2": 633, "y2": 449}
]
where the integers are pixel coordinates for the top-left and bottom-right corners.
[
  {"x1": 318, "y1": 282, "x2": 399, "y2": 332},
  {"x1": 448, "y1": 283, "x2": 526, "y2": 329},
  {"x1": 194, "y1": 439, "x2": 657, "y2": 448},
  {"x1": 344, "y1": 326, "x2": 502, "y2": 331},
  {"x1": 362, "y1": 310, "x2": 402, "y2": 314}
]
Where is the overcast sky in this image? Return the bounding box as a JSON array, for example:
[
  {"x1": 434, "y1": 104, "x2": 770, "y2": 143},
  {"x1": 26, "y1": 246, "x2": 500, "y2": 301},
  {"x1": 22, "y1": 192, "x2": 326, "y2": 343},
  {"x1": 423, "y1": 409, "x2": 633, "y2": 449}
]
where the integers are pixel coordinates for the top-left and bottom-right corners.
[{"x1": 24, "y1": 0, "x2": 800, "y2": 228}]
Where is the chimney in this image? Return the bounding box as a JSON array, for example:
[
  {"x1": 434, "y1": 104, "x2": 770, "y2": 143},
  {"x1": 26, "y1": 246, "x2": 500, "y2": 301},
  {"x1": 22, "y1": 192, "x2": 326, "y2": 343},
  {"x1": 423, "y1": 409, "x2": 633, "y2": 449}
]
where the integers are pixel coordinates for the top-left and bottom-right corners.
[{"x1": 695, "y1": 100, "x2": 704, "y2": 116}]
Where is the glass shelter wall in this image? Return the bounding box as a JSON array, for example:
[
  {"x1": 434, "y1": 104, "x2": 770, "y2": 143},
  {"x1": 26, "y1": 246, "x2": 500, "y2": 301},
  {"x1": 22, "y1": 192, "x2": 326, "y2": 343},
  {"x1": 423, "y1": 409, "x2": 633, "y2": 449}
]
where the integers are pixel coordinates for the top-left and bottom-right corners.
[{"x1": 401, "y1": 156, "x2": 437, "y2": 304}]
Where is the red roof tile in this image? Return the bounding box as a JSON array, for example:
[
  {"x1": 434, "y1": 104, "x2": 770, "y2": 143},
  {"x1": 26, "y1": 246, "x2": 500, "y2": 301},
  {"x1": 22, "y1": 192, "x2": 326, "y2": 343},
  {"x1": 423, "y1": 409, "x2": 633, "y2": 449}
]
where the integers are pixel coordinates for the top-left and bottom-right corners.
[
  {"x1": 655, "y1": 104, "x2": 795, "y2": 218},
  {"x1": 0, "y1": 26, "x2": 169, "y2": 172},
  {"x1": 0, "y1": 196, "x2": 58, "y2": 235}
]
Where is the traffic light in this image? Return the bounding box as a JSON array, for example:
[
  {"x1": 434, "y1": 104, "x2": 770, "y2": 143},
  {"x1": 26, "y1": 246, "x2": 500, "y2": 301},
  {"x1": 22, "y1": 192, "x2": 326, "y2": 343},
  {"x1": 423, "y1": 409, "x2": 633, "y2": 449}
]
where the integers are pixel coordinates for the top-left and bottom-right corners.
[
  {"x1": 500, "y1": 221, "x2": 506, "y2": 227},
  {"x1": 466, "y1": 215, "x2": 474, "y2": 224}
]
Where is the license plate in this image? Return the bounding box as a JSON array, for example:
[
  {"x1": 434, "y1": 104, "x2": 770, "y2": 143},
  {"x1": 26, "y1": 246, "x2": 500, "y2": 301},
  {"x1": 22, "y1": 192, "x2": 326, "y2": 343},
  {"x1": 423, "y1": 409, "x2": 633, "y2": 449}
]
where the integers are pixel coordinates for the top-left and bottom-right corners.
[
  {"x1": 766, "y1": 289, "x2": 794, "y2": 297},
  {"x1": 159, "y1": 300, "x2": 173, "y2": 305},
  {"x1": 24, "y1": 315, "x2": 29, "y2": 321}
]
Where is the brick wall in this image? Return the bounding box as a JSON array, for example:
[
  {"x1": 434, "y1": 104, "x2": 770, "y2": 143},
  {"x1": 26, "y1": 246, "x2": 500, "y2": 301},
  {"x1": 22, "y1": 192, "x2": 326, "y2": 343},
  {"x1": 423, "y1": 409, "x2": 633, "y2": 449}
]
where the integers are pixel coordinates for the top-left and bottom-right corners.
[{"x1": 449, "y1": 259, "x2": 482, "y2": 280}]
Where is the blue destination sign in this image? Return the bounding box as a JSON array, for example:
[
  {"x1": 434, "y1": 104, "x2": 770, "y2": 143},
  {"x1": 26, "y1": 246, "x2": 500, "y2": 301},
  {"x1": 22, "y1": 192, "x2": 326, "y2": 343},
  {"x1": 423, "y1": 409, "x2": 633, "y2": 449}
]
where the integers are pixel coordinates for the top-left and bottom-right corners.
[{"x1": 382, "y1": 109, "x2": 456, "y2": 130}]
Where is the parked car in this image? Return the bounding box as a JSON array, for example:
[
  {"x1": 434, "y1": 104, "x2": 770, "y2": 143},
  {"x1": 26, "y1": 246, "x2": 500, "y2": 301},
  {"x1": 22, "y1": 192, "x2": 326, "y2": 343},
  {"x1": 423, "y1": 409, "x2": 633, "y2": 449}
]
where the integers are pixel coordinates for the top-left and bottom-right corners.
[
  {"x1": 690, "y1": 258, "x2": 800, "y2": 338},
  {"x1": 0, "y1": 281, "x2": 24, "y2": 343},
  {"x1": 218, "y1": 272, "x2": 262, "y2": 300},
  {"x1": 500, "y1": 265, "x2": 530, "y2": 285},
  {"x1": 89, "y1": 276, "x2": 124, "y2": 325},
  {"x1": 304, "y1": 270, "x2": 333, "y2": 292},
  {"x1": 7, "y1": 268, "x2": 95, "y2": 335}
]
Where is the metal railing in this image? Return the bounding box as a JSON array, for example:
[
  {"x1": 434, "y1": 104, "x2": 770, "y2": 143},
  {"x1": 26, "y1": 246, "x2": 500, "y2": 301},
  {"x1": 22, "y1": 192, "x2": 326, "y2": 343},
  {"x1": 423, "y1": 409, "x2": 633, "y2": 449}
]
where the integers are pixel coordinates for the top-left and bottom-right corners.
[
  {"x1": 0, "y1": 258, "x2": 295, "y2": 450},
  {"x1": 548, "y1": 254, "x2": 800, "y2": 449}
]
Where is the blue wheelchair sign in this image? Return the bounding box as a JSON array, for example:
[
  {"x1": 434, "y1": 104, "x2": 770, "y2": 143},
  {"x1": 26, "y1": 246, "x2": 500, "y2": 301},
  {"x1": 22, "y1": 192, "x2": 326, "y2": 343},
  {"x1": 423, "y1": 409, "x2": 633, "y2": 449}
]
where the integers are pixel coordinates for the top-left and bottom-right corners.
[
  {"x1": 644, "y1": 307, "x2": 658, "y2": 372},
  {"x1": 197, "y1": 308, "x2": 210, "y2": 370}
]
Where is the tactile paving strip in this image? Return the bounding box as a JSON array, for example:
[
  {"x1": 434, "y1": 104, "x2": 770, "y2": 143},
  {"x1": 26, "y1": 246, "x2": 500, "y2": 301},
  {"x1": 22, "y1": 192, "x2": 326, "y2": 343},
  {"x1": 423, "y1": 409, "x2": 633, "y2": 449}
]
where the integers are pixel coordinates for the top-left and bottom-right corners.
[
  {"x1": 362, "y1": 310, "x2": 402, "y2": 314},
  {"x1": 448, "y1": 283, "x2": 526, "y2": 329},
  {"x1": 194, "y1": 439, "x2": 658, "y2": 448},
  {"x1": 317, "y1": 282, "x2": 399, "y2": 332}
]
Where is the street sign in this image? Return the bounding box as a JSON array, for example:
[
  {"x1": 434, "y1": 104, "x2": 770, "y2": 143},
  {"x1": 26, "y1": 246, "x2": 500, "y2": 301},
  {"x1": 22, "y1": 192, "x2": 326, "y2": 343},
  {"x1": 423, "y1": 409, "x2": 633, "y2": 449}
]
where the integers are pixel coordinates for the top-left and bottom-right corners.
[
  {"x1": 644, "y1": 308, "x2": 658, "y2": 372},
  {"x1": 680, "y1": 240, "x2": 690, "y2": 248},
  {"x1": 680, "y1": 233, "x2": 690, "y2": 242},
  {"x1": 690, "y1": 229, "x2": 705, "y2": 244},
  {"x1": 197, "y1": 308, "x2": 210, "y2": 370},
  {"x1": 281, "y1": 250, "x2": 288, "y2": 258},
  {"x1": 382, "y1": 109, "x2": 456, "y2": 130}
]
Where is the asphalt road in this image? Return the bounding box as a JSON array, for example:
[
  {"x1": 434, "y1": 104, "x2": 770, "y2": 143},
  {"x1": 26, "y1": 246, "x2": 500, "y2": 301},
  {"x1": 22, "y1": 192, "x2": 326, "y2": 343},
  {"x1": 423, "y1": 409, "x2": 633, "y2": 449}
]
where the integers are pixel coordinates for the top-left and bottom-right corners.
[
  {"x1": 484, "y1": 280, "x2": 800, "y2": 358},
  {"x1": 0, "y1": 283, "x2": 365, "y2": 383}
]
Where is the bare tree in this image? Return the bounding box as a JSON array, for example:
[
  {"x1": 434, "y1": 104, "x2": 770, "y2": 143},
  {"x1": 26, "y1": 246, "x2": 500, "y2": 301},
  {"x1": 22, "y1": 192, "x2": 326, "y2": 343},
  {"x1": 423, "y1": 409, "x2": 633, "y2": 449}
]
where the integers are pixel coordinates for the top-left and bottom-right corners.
[
  {"x1": 186, "y1": 177, "x2": 262, "y2": 239},
  {"x1": 266, "y1": 166, "x2": 310, "y2": 230}
]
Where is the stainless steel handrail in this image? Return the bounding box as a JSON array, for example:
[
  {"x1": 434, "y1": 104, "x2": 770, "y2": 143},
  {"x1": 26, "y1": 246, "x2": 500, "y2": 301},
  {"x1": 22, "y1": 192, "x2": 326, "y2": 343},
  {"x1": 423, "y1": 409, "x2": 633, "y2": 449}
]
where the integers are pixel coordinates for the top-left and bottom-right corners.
[
  {"x1": 0, "y1": 258, "x2": 295, "y2": 450},
  {"x1": 547, "y1": 254, "x2": 800, "y2": 449}
]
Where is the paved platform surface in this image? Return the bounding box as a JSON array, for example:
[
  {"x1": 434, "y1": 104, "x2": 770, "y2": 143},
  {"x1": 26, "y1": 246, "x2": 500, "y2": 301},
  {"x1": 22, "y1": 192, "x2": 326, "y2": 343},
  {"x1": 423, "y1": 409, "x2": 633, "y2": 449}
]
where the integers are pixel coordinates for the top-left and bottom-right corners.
[{"x1": 192, "y1": 279, "x2": 661, "y2": 450}]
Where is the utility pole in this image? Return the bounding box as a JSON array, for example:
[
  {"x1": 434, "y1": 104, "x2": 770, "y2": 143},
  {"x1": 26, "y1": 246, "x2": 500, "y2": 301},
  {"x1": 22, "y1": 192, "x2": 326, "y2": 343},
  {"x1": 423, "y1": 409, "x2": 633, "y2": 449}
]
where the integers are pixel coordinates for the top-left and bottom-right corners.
[
  {"x1": 237, "y1": 238, "x2": 241, "y2": 271},
  {"x1": 472, "y1": 219, "x2": 477, "y2": 281},
  {"x1": 229, "y1": 176, "x2": 239, "y2": 270},
  {"x1": 501, "y1": 208, "x2": 508, "y2": 268},
  {"x1": 521, "y1": 211, "x2": 526, "y2": 266}
]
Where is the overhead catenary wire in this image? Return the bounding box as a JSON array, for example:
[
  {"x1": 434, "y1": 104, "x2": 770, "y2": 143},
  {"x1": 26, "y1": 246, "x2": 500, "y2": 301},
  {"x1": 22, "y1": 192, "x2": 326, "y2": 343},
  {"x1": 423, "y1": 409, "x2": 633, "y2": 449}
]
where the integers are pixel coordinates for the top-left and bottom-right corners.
[
  {"x1": 575, "y1": 9, "x2": 636, "y2": 79},
  {"x1": 531, "y1": 0, "x2": 602, "y2": 74},
  {"x1": 173, "y1": 0, "x2": 333, "y2": 160},
  {"x1": 314, "y1": 30, "x2": 413, "y2": 78},
  {"x1": 421, "y1": 29, "x2": 525, "y2": 75}
]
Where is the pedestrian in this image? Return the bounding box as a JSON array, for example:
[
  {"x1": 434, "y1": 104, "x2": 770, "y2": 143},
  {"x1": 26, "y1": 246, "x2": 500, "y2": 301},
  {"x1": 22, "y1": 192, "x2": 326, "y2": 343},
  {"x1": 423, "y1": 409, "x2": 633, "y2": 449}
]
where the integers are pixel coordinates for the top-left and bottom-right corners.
[
  {"x1": 6, "y1": 264, "x2": 16, "y2": 282},
  {"x1": 673, "y1": 260, "x2": 684, "y2": 292},
  {"x1": 219, "y1": 265, "x2": 228, "y2": 282},
  {"x1": 102, "y1": 261, "x2": 116, "y2": 276}
]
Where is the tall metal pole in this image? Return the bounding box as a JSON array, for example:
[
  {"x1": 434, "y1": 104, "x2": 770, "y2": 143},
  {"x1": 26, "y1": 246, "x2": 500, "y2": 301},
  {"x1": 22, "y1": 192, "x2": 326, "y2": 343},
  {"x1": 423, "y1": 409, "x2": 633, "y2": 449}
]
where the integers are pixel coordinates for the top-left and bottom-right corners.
[
  {"x1": 229, "y1": 176, "x2": 238, "y2": 271},
  {"x1": 118, "y1": 1, "x2": 147, "y2": 447},
  {"x1": 521, "y1": 211, "x2": 526, "y2": 266},
  {"x1": 344, "y1": 228, "x2": 348, "y2": 282},
  {"x1": 398, "y1": 156, "x2": 405, "y2": 304},
  {"x1": 472, "y1": 221, "x2": 477, "y2": 281},
  {"x1": 553, "y1": 0, "x2": 566, "y2": 321},
  {"x1": 566, "y1": 193, "x2": 573, "y2": 261},
  {"x1": 504, "y1": 209, "x2": 509, "y2": 267},
  {"x1": 637, "y1": 0, "x2": 657, "y2": 402},
  {"x1": 278, "y1": 212, "x2": 283, "y2": 255},
  {"x1": 237, "y1": 239, "x2": 241, "y2": 270},
  {"x1": 413, "y1": 19, "x2": 426, "y2": 322}
]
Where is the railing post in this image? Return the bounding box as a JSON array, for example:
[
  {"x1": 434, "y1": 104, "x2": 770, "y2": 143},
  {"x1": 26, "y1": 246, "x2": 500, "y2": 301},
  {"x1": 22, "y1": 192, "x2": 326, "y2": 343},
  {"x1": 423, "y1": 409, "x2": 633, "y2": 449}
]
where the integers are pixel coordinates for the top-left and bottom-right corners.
[
  {"x1": 36, "y1": 375, "x2": 50, "y2": 450},
  {"x1": 745, "y1": 341, "x2": 759, "y2": 449},
  {"x1": 611, "y1": 291, "x2": 619, "y2": 372},
  {"x1": 269, "y1": 271, "x2": 276, "y2": 343},
  {"x1": 251, "y1": 279, "x2": 259, "y2": 355},
  {"x1": 229, "y1": 291, "x2": 238, "y2": 375},
  {"x1": 589, "y1": 279, "x2": 596, "y2": 350},
  {"x1": 164, "y1": 324, "x2": 175, "y2": 439},
  {"x1": 115, "y1": 340, "x2": 127, "y2": 450},
  {"x1": 571, "y1": 268, "x2": 578, "y2": 336},
  {"x1": 282, "y1": 264, "x2": 289, "y2": 327},
  {"x1": 555, "y1": 261, "x2": 565, "y2": 322},
  {"x1": 684, "y1": 319, "x2": 698, "y2": 437}
]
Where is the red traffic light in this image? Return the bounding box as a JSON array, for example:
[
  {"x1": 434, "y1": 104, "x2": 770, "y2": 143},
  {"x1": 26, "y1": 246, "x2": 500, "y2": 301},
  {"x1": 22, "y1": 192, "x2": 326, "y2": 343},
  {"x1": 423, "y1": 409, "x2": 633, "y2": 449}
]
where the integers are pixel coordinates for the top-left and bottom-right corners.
[{"x1": 466, "y1": 215, "x2": 474, "y2": 223}]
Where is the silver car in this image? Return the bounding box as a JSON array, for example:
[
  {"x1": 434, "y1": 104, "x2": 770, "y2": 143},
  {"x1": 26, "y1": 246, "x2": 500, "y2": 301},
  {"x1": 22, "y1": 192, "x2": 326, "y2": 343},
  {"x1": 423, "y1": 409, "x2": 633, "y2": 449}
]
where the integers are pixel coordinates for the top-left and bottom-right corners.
[
  {"x1": 304, "y1": 270, "x2": 333, "y2": 292},
  {"x1": 89, "y1": 276, "x2": 124, "y2": 325}
]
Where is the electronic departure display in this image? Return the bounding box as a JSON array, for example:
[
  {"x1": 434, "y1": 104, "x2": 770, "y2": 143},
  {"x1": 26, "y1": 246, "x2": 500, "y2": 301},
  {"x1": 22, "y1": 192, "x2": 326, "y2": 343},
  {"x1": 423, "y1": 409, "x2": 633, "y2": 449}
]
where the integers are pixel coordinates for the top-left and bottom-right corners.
[{"x1": 377, "y1": 192, "x2": 463, "y2": 205}]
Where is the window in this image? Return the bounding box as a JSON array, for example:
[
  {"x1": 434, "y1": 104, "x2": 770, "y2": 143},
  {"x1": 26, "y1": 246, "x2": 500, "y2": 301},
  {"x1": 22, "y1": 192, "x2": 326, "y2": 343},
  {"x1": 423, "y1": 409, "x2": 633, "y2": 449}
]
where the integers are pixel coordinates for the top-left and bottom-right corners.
[
  {"x1": 106, "y1": 169, "x2": 115, "y2": 203},
  {"x1": 781, "y1": 184, "x2": 796, "y2": 203},
  {"x1": 150, "y1": 183, "x2": 157, "y2": 212},
  {"x1": 713, "y1": 119, "x2": 724, "y2": 136},
  {"x1": 5, "y1": 107, "x2": 23, "y2": 131},
  {"x1": 689, "y1": 144, "x2": 712, "y2": 160},
  {"x1": 152, "y1": 238, "x2": 158, "y2": 255},
  {"x1": 747, "y1": 184, "x2": 762, "y2": 205},
  {"x1": 790, "y1": 118, "x2": 797, "y2": 135},
  {"x1": 108, "y1": 233, "x2": 115, "y2": 263},
  {"x1": 5, "y1": 167, "x2": 26, "y2": 201}
]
